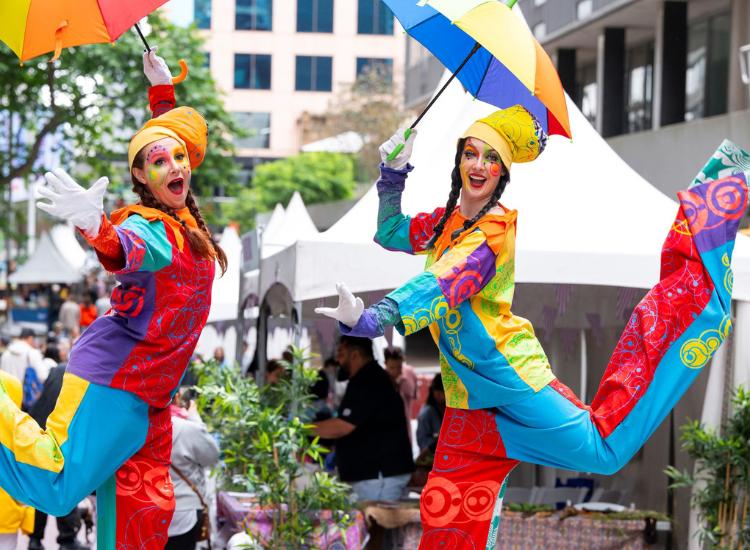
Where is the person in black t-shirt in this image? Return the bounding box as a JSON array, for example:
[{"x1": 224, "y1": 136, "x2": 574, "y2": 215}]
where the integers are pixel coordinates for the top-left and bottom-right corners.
[{"x1": 313, "y1": 336, "x2": 414, "y2": 501}]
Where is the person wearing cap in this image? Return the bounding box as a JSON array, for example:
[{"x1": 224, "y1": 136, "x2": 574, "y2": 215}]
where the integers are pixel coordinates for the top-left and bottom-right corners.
[
  {"x1": 0, "y1": 52, "x2": 226, "y2": 549},
  {"x1": 316, "y1": 106, "x2": 748, "y2": 547}
]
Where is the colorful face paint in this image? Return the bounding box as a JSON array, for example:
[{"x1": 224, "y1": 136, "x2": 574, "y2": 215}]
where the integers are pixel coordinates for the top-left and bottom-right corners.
[
  {"x1": 135, "y1": 137, "x2": 191, "y2": 210},
  {"x1": 459, "y1": 137, "x2": 504, "y2": 218}
]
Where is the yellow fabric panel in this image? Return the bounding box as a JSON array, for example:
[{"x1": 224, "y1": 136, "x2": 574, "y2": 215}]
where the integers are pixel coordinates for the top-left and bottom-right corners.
[
  {"x1": 427, "y1": 229, "x2": 487, "y2": 279},
  {"x1": 0, "y1": 371, "x2": 23, "y2": 408},
  {"x1": 0, "y1": 0, "x2": 32, "y2": 58},
  {"x1": 46, "y1": 373, "x2": 89, "y2": 447},
  {"x1": 470, "y1": 300, "x2": 554, "y2": 392},
  {"x1": 0, "y1": 372, "x2": 88, "y2": 473},
  {"x1": 455, "y1": 2, "x2": 536, "y2": 91},
  {"x1": 0, "y1": 489, "x2": 33, "y2": 534}
]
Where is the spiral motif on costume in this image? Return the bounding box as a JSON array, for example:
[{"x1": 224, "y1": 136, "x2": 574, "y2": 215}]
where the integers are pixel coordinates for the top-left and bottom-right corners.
[
  {"x1": 420, "y1": 478, "x2": 462, "y2": 527},
  {"x1": 116, "y1": 460, "x2": 145, "y2": 496},
  {"x1": 723, "y1": 253, "x2": 734, "y2": 293},
  {"x1": 679, "y1": 191, "x2": 709, "y2": 234},
  {"x1": 143, "y1": 466, "x2": 175, "y2": 509},
  {"x1": 706, "y1": 177, "x2": 747, "y2": 220},
  {"x1": 402, "y1": 308, "x2": 432, "y2": 335},
  {"x1": 720, "y1": 316, "x2": 732, "y2": 338},
  {"x1": 420, "y1": 528, "x2": 475, "y2": 549},
  {"x1": 680, "y1": 339, "x2": 710, "y2": 369},
  {"x1": 445, "y1": 310, "x2": 462, "y2": 331},
  {"x1": 111, "y1": 285, "x2": 146, "y2": 317},
  {"x1": 461, "y1": 482, "x2": 500, "y2": 521},
  {"x1": 448, "y1": 270, "x2": 483, "y2": 308}
]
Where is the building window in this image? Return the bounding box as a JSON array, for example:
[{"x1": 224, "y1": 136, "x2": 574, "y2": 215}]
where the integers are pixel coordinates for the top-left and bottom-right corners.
[
  {"x1": 625, "y1": 43, "x2": 654, "y2": 133},
  {"x1": 204, "y1": 52, "x2": 211, "y2": 68},
  {"x1": 576, "y1": 64, "x2": 597, "y2": 126},
  {"x1": 234, "y1": 54, "x2": 272, "y2": 89},
  {"x1": 576, "y1": 0, "x2": 593, "y2": 20},
  {"x1": 358, "y1": 0, "x2": 393, "y2": 35},
  {"x1": 532, "y1": 22, "x2": 546, "y2": 40},
  {"x1": 195, "y1": 0, "x2": 211, "y2": 28},
  {"x1": 236, "y1": 0, "x2": 272, "y2": 31},
  {"x1": 234, "y1": 112, "x2": 271, "y2": 149},
  {"x1": 356, "y1": 57, "x2": 393, "y2": 83},
  {"x1": 686, "y1": 12, "x2": 730, "y2": 121},
  {"x1": 295, "y1": 56, "x2": 332, "y2": 91},
  {"x1": 297, "y1": 0, "x2": 333, "y2": 33}
]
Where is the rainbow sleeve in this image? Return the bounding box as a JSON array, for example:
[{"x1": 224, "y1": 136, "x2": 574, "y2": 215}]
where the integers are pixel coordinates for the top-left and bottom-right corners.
[
  {"x1": 113, "y1": 215, "x2": 174, "y2": 274},
  {"x1": 387, "y1": 229, "x2": 497, "y2": 335},
  {"x1": 374, "y1": 163, "x2": 444, "y2": 254}
]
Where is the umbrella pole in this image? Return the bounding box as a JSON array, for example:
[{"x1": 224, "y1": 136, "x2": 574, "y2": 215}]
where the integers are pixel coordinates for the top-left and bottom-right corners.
[
  {"x1": 386, "y1": 42, "x2": 481, "y2": 161},
  {"x1": 134, "y1": 23, "x2": 151, "y2": 52}
]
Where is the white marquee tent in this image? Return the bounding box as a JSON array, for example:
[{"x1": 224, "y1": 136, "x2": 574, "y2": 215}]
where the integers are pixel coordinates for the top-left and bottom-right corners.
[{"x1": 258, "y1": 75, "x2": 750, "y2": 303}]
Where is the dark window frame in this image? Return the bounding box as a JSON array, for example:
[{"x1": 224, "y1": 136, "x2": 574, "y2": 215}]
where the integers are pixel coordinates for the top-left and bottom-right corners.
[
  {"x1": 234, "y1": 53, "x2": 272, "y2": 90},
  {"x1": 297, "y1": 0, "x2": 334, "y2": 33},
  {"x1": 236, "y1": 0, "x2": 273, "y2": 31},
  {"x1": 295, "y1": 55, "x2": 333, "y2": 91}
]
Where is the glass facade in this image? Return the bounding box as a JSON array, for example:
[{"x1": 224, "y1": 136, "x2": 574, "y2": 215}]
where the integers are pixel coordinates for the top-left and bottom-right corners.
[
  {"x1": 686, "y1": 12, "x2": 730, "y2": 121},
  {"x1": 356, "y1": 57, "x2": 393, "y2": 83},
  {"x1": 295, "y1": 56, "x2": 333, "y2": 91},
  {"x1": 625, "y1": 43, "x2": 654, "y2": 133},
  {"x1": 576, "y1": 64, "x2": 597, "y2": 126},
  {"x1": 234, "y1": 112, "x2": 271, "y2": 149},
  {"x1": 194, "y1": 0, "x2": 211, "y2": 29},
  {"x1": 357, "y1": 0, "x2": 393, "y2": 35},
  {"x1": 234, "y1": 54, "x2": 272, "y2": 89},
  {"x1": 297, "y1": 0, "x2": 333, "y2": 33},
  {"x1": 236, "y1": 0, "x2": 273, "y2": 31}
]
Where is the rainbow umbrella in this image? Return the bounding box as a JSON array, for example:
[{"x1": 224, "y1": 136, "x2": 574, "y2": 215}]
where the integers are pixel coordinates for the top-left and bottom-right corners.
[
  {"x1": 0, "y1": 0, "x2": 169, "y2": 62},
  {"x1": 384, "y1": 0, "x2": 571, "y2": 140}
]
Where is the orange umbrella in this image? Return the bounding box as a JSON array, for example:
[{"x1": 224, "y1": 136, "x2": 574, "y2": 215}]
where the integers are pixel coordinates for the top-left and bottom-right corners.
[{"x1": 0, "y1": 0, "x2": 168, "y2": 62}]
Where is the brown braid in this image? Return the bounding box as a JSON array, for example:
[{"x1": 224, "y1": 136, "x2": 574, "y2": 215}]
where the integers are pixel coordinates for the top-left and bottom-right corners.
[
  {"x1": 426, "y1": 138, "x2": 465, "y2": 249},
  {"x1": 131, "y1": 150, "x2": 228, "y2": 275}
]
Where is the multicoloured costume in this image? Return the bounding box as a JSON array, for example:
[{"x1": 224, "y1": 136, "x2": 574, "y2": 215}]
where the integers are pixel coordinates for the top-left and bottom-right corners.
[
  {"x1": 0, "y1": 88, "x2": 213, "y2": 549},
  {"x1": 342, "y1": 107, "x2": 749, "y2": 547}
]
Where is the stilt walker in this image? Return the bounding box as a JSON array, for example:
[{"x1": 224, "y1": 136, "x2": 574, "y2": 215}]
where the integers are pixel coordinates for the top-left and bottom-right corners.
[
  {"x1": 0, "y1": 51, "x2": 226, "y2": 549},
  {"x1": 316, "y1": 107, "x2": 749, "y2": 548}
]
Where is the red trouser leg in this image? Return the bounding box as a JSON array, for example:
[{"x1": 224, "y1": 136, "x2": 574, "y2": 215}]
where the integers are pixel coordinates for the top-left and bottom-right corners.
[
  {"x1": 115, "y1": 407, "x2": 175, "y2": 550},
  {"x1": 419, "y1": 407, "x2": 518, "y2": 550}
]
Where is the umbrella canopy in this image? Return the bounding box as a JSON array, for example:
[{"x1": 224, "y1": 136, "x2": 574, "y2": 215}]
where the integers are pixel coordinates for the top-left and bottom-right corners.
[
  {"x1": 385, "y1": 0, "x2": 571, "y2": 138},
  {"x1": 0, "y1": 0, "x2": 168, "y2": 62}
]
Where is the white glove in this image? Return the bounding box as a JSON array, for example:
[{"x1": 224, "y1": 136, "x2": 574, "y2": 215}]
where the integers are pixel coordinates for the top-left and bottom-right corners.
[
  {"x1": 143, "y1": 47, "x2": 173, "y2": 86},
  {"x1": 37, "y1": 168, "x2": 108, "y2": 238},
  {"x1": 314, "y1": 283, "x2": 364, "y2": 328},
  {"x1": 379, "y1": 128, "x2": 417, "y2": 170}
]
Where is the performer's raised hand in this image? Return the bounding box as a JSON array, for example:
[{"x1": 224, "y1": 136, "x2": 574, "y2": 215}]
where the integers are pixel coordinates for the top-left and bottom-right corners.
[
  {"x1": 379, "y1": 128, "x2": 417, "y2": 170},
  {"x1": 37, "y1": 168, "x2": 108, "y2": 238},
  {"x1": 315, "y1": 282, "x2": 365, "y2": 328},
  {"x1": 143, "y1": 47, "x2": 173, "y2": 86}
]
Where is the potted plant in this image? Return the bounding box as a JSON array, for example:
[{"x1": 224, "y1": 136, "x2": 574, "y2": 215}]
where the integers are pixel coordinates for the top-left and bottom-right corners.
[
  {"x1": 194, "y1": 347, "x2": 355, "y2": 549},
  {"x1": 666, "y1": 387, "x2": 750, "y2": 549}
]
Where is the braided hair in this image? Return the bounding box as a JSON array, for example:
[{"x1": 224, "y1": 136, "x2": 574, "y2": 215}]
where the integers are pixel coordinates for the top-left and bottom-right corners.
[
  {"x1": 131, "y1": 150, "x2": 228, "y2": 275},
  {"x1": 427, "y1": 138, "x2": 511, "y2": 248}
]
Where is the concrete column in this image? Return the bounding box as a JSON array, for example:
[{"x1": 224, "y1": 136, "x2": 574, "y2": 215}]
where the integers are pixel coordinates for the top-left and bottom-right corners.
[
  {"x1": 556, "y1": 48, "x2": 577, "y2": 102},
  {"x1": 596, "y1": 27, "x2": 626, "y2": 137},
  {"x1": 728, "y1": 0, "x2": 750, "y2": 112},
  {"x1": 653, "y1": 1, "x2": 687, "y2": 128}
]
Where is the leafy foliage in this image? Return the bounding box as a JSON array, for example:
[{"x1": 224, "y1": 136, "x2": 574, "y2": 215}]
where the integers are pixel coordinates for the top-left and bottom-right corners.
[
  {"x1": 317, "y1": 66, "x2": 407, "y2": 182},
  {"x1": 665, "y1": 386, "x2": 750, "y2": 549},
  {"x1": 193, "y1": 349, "x2": 353, "y2": 549},
  {"x1": 0, "y1": 12, "x2": 243, "y2": 223},
  {"x1": 223, "y1": 152, "x2": 356, "y2": 232}
]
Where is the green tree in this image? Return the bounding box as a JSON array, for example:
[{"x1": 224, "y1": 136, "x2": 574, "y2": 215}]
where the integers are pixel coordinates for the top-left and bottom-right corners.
[
  {"x1": 223, "y1": 152, "x2": 356, "y2": 232},
  {"x1": 0, "y1": 12, "x2": 243, "y2": 230}
]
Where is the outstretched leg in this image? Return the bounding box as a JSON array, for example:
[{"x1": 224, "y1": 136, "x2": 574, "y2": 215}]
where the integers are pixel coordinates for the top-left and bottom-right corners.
[
  {"x1": 0, "y1": 372, "x2": 149, "y2": 516},
  {"x1": 496, "y1": 174, "x2": 748, "y2": 473}
]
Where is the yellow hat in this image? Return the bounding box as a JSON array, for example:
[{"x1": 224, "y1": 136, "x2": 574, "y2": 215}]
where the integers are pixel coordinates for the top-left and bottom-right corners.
[
  {"x1": 128, "y1": 106, "x2": 208, "y2": 170},
  {"x1": 461, "y1": 105, "x2": 547, "y2": 169},
  {"x1": 0, "y1": 371, "x2": 23, "y2": 408}
]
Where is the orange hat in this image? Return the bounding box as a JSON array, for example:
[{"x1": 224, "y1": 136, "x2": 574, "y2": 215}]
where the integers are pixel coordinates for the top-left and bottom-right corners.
[{"x1": 128, "y1": 106, "x2": 208, "y2": 170}]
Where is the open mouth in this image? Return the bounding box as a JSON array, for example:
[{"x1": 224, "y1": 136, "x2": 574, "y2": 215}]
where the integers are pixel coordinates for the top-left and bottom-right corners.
[
  {"x1": 469, "y1": 175, "x2": 486, "y2": 189},
  {"x1": 167, "y1": 177, "x2": 185, "y2": 195}
]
